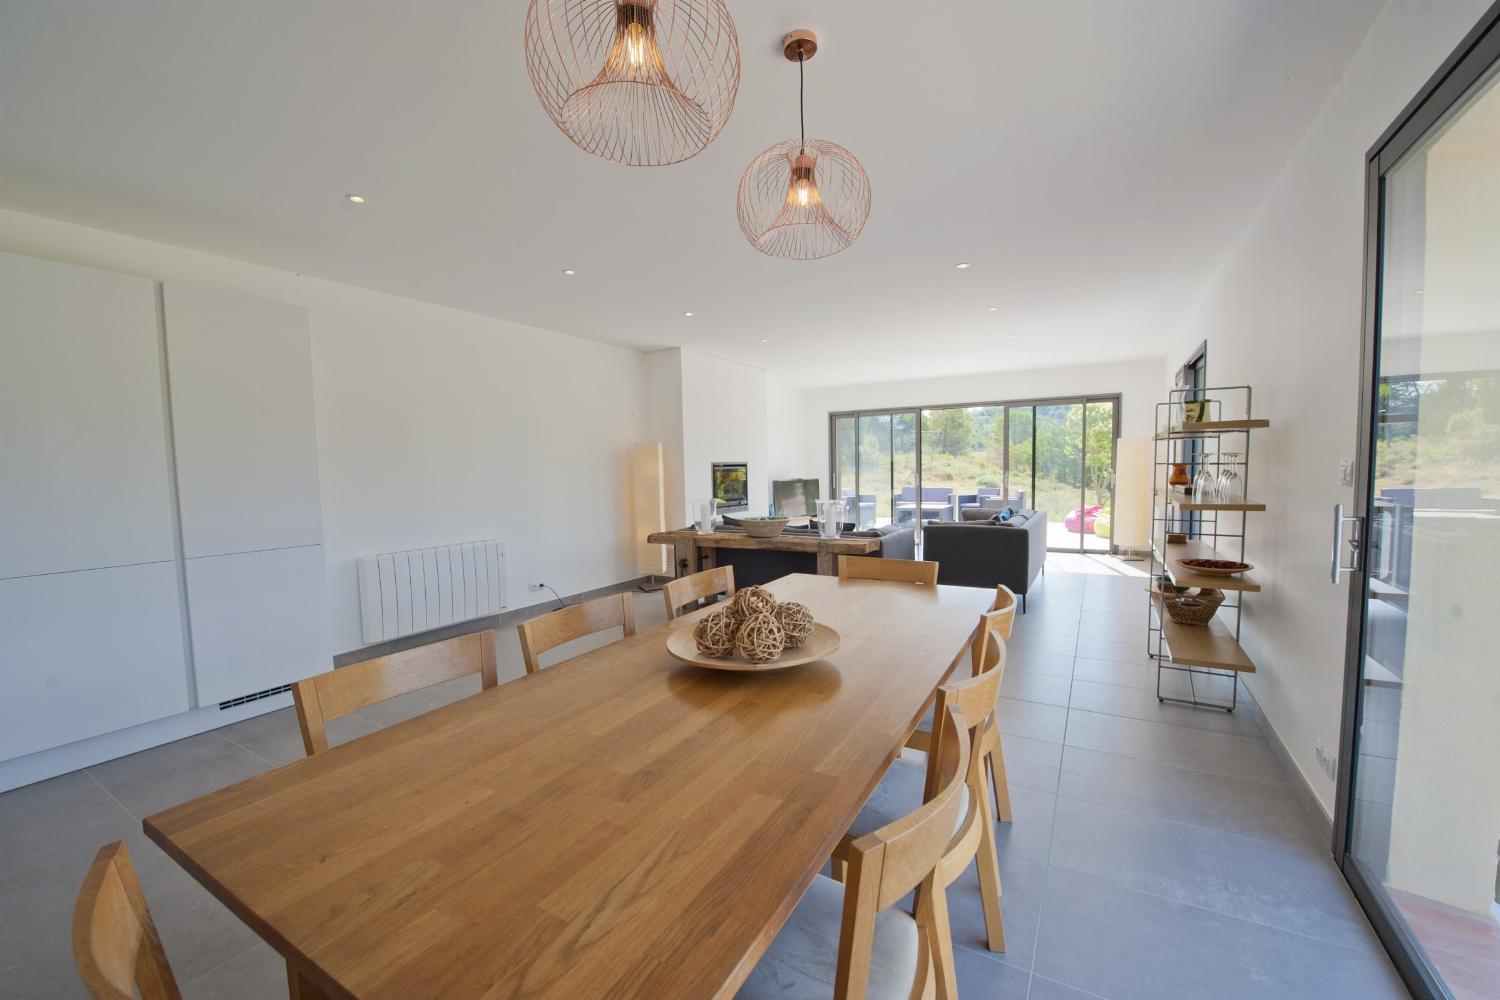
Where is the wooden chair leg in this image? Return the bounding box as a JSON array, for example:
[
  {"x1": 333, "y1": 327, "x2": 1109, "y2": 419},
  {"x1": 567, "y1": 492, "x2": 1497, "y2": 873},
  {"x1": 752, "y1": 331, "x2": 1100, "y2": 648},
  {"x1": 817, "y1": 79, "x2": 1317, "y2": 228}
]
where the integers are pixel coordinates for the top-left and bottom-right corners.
[
  {"x1": 974, "y1": 794, "x2": 1007, "y2": 952},
  {"x1": 829, "y1": 855, "x2": 848, "y2": 882},
  {"x1": 926, "y1": 881, "x2": 960, "y2": 1000},
  {"x1": 986, "y1": 731, "x2": 1014, "y2": 823}
]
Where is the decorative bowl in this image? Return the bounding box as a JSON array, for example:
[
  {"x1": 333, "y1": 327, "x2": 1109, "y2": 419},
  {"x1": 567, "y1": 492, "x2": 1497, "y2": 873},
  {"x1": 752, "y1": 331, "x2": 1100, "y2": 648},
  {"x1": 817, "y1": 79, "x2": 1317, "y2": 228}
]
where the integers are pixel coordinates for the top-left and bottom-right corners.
[
  {"x1": 666, "y1": 622, "x2": 842, "y2": 672},
  {"x1": 739, "y1": 516, "x2": 790, "y2": 538},
  {"x1": 1176, "y1": 558, "x2": 1253, "y2": 577}
]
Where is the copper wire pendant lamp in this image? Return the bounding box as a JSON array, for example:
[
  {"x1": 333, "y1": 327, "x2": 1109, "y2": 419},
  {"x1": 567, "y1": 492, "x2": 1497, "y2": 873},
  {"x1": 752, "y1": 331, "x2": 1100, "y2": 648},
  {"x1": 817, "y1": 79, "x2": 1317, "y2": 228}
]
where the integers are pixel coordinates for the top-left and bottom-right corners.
[
  {"x1": 737, "y1": 31, "x2": 871, "y2": 260},
  {"x1": 524, "y1": 0, "x2": 740, "y2": 166}
]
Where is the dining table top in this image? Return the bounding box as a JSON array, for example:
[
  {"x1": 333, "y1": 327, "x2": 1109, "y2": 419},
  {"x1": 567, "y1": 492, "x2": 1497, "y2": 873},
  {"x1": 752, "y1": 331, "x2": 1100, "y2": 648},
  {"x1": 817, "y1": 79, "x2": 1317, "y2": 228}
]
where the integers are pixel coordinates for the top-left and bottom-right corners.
[{"x1": 143, "y1": 573, "x2": 992, "y2": 999}]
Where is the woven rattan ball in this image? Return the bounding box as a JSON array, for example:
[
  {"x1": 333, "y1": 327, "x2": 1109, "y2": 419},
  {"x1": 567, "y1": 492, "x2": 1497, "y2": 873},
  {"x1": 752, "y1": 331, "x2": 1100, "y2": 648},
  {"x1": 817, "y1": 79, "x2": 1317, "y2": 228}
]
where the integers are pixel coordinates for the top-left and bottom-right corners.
[
  {"x1": 729, "y1": 585, "x2": 777, "y2": 620},
  {"x1": 693, "y1": 610, "x2": 740, "y2": 658},
  {"x1": 736, "y1": 612, "x2": 786, "y2": 664},
  {"x1": 773, "y1": 602, "x2": 815, "y2": 648}
]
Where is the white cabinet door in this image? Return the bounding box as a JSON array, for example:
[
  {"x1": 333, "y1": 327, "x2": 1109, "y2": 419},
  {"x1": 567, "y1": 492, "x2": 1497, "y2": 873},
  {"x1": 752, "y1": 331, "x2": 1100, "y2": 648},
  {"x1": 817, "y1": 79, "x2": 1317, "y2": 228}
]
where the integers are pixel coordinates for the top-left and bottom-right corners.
[
  {"x1": 184, "y1": 546, "x2": 329, "y2": 706},
  {"x1": 0, "y1": 563, "x2": 189, "y2": 760},
  {"x1": 162, "y1": 283, "x2": 323, "y2": 559},
  {"x1": 0, "y1": 253, "x2": 177, "y2": 577}
]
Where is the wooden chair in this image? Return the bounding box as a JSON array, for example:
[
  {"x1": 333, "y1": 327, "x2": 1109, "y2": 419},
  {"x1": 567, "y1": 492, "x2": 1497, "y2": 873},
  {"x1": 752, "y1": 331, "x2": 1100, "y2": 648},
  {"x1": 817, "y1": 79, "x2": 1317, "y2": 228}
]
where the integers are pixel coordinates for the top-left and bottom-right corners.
[
  {"x1": 72, "y1": 841, "x2": 182, "y2": 1000},
  {"x1": 836, "y1": 647, "x2": 1009, "y2": 986},
  {"x1": 661, "y1": 565, "x2": 735, "y2": 620},
  {"x1": 738, "y1": 705, "x2": 972, "y2": 1000},
  {"x1": 905, "y1": 584, "x2": 1017, "y2": 751},
  {"x1": 837, "y1": 554, "x2": 939, "y2": 585},
  {"x1": 292, "y1": 630, "x2": 498, "y2": 756},
  {"x1": 518, "y1": 593, "x2": 635, "y2": 674}
]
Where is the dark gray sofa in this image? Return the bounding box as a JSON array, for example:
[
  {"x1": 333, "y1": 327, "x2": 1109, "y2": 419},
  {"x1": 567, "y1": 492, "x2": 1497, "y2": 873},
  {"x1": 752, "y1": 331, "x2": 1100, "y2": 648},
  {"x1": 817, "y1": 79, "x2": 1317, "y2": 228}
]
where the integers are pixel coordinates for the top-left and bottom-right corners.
[
  {"x1": 920, "y1": 511, "x2": 1047, "y2": 610},
  {"x1": 711, "y1": 524, "x2": 917, "y2": 588}
]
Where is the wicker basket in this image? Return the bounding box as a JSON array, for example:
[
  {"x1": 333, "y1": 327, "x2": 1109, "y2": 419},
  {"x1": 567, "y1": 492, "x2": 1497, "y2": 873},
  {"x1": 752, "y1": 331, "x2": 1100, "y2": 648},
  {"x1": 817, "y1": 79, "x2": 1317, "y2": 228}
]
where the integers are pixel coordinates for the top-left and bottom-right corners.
[{"x1": 1156, "y1": 581, "x2": 1224, "y2": 626}]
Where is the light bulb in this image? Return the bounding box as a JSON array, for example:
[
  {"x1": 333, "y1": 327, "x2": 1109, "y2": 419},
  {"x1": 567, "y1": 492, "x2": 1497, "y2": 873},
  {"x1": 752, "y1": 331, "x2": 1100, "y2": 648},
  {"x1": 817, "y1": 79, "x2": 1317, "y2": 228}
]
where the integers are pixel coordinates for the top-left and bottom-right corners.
[
  {"x1": 793, "y1": 178, "x2": 812, "y2": 207},
  {"x1": 624, "y1": 22, "x2": 647, "y2": 68}
]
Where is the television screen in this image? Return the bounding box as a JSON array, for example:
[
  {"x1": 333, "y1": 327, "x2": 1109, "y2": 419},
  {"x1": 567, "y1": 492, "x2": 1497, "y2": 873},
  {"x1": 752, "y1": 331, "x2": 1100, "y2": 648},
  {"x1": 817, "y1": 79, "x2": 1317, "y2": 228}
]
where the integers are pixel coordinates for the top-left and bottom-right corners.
[{"x1": 712, "y1": 463, "x2": 748, "y2": 506}]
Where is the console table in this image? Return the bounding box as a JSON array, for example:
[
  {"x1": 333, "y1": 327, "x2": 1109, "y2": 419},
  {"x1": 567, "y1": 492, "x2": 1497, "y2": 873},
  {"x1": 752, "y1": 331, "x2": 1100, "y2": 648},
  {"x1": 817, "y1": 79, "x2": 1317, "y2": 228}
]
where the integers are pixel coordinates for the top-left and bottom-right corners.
[{"x1": 646, "y1": 528, "x2": 880, "y2": 577}]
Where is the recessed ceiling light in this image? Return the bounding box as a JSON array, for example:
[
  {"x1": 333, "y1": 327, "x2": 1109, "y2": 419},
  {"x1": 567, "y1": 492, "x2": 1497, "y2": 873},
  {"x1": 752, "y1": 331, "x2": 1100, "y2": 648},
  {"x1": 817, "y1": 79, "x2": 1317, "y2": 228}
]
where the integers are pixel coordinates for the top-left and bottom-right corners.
[
  {"x1": 683, "y1": 311, "x2": 694, "y2": 317},
  {"x1": 760, "y1": 338, "x2": 768, "y2": 343},
  {"x1": 988, "y1": 306, "x2": 998, "y2": 312},
  {"x1": 562, "y1": 269, "x2": 576, "y2": 276},
  {"x1": 955, "y1": 262, "x2": 972, "y2": 269},
  {"x1": 345, "y1": 193, "x2": 366, "y2": 204}
]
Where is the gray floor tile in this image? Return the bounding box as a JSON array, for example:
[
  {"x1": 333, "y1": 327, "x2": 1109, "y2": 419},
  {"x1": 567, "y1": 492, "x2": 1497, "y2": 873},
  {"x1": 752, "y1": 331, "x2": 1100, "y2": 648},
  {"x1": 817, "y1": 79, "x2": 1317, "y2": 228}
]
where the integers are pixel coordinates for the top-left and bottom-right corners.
[
  {"x1": 1073, "y1": 638, "x2": 1158, "y2": 667},
  {"x1": 130, "y1": 839, "x2": 264, "y2": 983},
  {"x1": 182, "y1": 941, "x2": 287, "y2": 1000},
  {"x1": 1064, "y1": 710, "x2": 1287, "y2": 787},
  {"x1": 998, "y1": 733, "x2": 1064, "y2": 793},
  {"x1": 0, "y1": 769, "x2": 145, "y2": 895},
  {"x1": 1016, "y1": 615, "x2": 1083, "y2": 637},
  {"x1": 0, "y1": 866, "x2": 92, "y2": 999},
  {"x1": 952, "y1": 929, "x2": 1034, "y2": 998},
  {"x1": 1056, "y1": 747, "x2": 1322, "y2": 852},
  {"x1": 997, "y1": 697, "x2": 1069, "y2": 744},
  {"x1": 1028, "y1": 976, "x2": 1109, "y2": 1000},
  {"x1": 218, "y1": 705, "x2": 379, "y2": 767},
  {"x1": 1071, "y1": 656, "x2": 1158, "y2": 691},
  {"x1": 1007, "y1": 632, "x2": 1079, "y2": 657},
  {"x1": 1048, "y1": 797, "x2": 1381, "y2": 954},
  {"x1": 947, "y1": 852, "x2": 1048, "y2": 972},
  {"x1": 1004, "y1": 649, "x2": 1076, "y2": 679},
  {"x1": 88, "y1": 731, "x2": 272, "y2": 819},
  {"x1": 1067, "y1": 680, "x2": 1263, "y2": 738},
  {"x1": 1033, "y1": 868, "x2": 1407, "y2": 1000},
  {"x1": 1001, "y1": 671, "x2": 1073, "y2": 708},
  {"x1": 994, "y1": 784, "x2": 1057, "y2": 865}
]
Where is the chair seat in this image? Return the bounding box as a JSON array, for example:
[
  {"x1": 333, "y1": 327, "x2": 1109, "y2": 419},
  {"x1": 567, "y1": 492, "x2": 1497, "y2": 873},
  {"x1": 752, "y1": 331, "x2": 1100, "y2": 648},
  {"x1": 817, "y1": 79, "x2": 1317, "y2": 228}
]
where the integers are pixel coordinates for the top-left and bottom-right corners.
[
  {"x1": 846, "y1": 758, "x2": 968, "y2": 841},
  {"x1": 736, "y1": 874, "x2": 918, "y2": 1000}
]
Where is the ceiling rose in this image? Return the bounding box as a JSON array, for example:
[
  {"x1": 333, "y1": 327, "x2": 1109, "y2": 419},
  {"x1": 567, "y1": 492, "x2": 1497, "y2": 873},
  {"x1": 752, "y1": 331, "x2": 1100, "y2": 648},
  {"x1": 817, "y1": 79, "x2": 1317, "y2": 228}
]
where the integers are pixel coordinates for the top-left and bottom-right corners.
[
  {"x1": 737, "y1": 30, "x2": 871, "y2": 260},
  {"x1": 524, "y1": 0, "x2": 740, "y2": 167}
]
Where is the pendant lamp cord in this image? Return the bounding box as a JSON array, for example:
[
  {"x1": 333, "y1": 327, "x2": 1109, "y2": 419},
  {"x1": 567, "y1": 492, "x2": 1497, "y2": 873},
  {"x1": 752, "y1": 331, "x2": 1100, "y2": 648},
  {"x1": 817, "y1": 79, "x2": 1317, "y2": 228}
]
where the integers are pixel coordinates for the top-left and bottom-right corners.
[{"x1": 798, "y1": 49, "x2": 806, "y2": 153}]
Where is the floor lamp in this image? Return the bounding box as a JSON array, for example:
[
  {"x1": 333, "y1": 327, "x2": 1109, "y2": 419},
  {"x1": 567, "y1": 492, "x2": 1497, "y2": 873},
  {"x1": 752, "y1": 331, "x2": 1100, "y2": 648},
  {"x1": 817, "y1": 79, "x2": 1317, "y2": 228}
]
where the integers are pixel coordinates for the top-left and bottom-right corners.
[{"x1": 633, "y1": 442, "x2": 669, "y2": 590}]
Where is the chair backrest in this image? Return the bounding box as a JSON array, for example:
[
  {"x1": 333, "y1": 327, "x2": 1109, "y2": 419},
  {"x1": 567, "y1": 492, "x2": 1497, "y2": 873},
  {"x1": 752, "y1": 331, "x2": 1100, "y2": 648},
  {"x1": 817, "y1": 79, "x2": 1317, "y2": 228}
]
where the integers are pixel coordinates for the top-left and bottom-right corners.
[
  {"x1": 899, "y1": 485, "x2": 917, "y2": 502},
  {"x1": 838, "y1": 555, "x2": 939, "y2": 585},
  {"x1": 970, "y1": 592, "x2": 1017, "y2": 674},
  {"x1": 662, "y1": 565, "x2": 735, "y2": 620},
  {"x1": 73, "y1": 842, "x2": 181, "y2": 1000},
  {"x1": 837, "y1": 705, "x2": 971, "y2": 998},
  {"x1": 925, "y1": 658, "x2": 1006, "y2": 886},
  {"x1": 922, "y1": 486, "x2": 954, "y2": 502},
  {"x1": 518, "y1": 593, "x2": 636, "y2": 674},
  {"x1": 293, "y1": 630, "x2": 498, "y2": 755},
  {"x1": 977, "y1": 486, "x2": 1001, "y2": 497}
]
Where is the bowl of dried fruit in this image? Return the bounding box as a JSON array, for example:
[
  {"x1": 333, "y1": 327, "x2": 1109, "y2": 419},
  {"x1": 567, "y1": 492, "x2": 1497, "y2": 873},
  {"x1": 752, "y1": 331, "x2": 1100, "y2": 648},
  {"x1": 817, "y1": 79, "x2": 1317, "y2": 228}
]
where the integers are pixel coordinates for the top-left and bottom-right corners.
[{"x1": 1176, "y1": 558, "x2": 1254, "y2": 577}]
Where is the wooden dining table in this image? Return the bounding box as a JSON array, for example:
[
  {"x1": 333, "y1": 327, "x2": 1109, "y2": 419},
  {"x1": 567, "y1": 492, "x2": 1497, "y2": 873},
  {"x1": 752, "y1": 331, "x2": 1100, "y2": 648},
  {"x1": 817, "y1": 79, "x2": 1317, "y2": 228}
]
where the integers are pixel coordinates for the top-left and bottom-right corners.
[{"x1": 144, "y1": 573, "x2": 992, "y2": 999}]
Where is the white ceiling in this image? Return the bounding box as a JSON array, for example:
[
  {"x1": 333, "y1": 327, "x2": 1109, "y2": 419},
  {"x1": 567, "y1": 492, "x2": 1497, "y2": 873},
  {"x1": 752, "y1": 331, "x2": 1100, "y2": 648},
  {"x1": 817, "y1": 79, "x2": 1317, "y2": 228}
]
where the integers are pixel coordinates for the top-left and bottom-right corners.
[{"x1": 0, "y1": 0, "x2": 1385, "y2": 387}]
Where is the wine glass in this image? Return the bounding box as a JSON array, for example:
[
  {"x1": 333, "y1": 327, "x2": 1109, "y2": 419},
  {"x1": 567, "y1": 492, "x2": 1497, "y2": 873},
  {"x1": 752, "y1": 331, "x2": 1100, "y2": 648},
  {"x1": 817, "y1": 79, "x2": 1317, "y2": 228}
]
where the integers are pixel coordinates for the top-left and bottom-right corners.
[
  {"x1": 1215, "y1": 453, "x2": 1245, "y2": 503},
  {"x1": 1191, "y1": 466, "x2": 1217, "y2": 504}
]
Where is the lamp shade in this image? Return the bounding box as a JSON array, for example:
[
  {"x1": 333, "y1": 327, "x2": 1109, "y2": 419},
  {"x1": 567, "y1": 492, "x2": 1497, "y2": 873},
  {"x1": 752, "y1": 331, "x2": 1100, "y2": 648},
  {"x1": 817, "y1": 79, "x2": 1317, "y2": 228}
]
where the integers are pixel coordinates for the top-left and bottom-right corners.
[
  {"x1": 1111, "y1": 437, "x2": 1153, "y2": 550},
  {"x1": 633, "y1": 442, "x2": 669, "y2": 575},
  {"x1": 737, "y1": 139, "x2": 872, "y2": 260},
  {"x1": 525, "y1": 0, "x2": 740, "y2": 166}
]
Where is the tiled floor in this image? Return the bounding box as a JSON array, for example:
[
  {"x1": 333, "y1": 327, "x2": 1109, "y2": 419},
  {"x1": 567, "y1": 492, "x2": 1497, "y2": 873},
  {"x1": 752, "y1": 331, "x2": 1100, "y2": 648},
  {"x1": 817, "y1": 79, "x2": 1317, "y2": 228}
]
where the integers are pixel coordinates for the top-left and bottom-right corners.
[{"x1": 0, "y1": 565, "x2": 1409, "y2": 999}]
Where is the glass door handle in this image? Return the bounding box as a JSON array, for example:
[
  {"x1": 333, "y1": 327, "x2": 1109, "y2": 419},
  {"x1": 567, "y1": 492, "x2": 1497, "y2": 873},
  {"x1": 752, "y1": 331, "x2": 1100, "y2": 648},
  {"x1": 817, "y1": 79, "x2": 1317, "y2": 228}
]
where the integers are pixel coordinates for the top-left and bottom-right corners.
[{"x1": 1331, "y1": 503, "x2": 1364, "y2": 583}]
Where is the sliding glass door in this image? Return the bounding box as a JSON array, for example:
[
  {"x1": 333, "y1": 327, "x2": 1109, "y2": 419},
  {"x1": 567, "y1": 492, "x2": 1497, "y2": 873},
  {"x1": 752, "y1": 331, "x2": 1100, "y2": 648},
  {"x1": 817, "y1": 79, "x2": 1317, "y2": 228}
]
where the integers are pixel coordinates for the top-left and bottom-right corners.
[
  {"x1": 830, "y1": 394, "x2": 1119, "y2": 552},
  {"x1": 1335, "y1": 11, "x2": 1500, "y2": 998}
]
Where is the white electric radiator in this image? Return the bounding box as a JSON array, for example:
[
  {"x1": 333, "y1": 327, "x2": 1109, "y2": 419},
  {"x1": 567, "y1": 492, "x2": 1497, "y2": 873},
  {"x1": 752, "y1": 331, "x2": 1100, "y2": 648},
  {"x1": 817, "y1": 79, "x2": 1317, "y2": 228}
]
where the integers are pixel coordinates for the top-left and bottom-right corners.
[{"x1": 357, "y1": 540, "x2": 506, "y2": 644}]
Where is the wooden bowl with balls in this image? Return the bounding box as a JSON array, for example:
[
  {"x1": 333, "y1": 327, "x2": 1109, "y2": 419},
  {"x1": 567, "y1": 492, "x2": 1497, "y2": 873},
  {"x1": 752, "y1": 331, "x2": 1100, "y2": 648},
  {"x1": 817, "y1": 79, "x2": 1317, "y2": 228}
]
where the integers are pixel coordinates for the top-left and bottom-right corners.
[{"x1": 666, "y1": 586, "x2": 842, "y2": 671}]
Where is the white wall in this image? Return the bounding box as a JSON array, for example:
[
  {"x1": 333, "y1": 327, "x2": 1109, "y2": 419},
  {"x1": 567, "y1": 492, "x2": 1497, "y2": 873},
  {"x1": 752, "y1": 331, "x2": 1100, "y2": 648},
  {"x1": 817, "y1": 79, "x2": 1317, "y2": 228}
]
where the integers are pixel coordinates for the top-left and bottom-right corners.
[
  {"x1": 0, "y1": 209, "x2": 646, "y2": 656},
  {"x1": 681, "y1": 349, "x2": 769, "y2": 513},
  {"x1": 798, "y1": 358, "x2": 1167, "y2": 491},
  {"x1": 1162, "y1": 0, "x2": 1493, "y2": 819}
]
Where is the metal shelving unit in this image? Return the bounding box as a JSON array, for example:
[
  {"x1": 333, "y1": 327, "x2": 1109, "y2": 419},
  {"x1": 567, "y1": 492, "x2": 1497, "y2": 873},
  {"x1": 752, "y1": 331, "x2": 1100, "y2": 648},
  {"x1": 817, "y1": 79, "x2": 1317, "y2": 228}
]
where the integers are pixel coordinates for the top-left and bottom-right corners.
[{"x1": 1147, "y1": 386, "x2": 1268, "y2": 711}]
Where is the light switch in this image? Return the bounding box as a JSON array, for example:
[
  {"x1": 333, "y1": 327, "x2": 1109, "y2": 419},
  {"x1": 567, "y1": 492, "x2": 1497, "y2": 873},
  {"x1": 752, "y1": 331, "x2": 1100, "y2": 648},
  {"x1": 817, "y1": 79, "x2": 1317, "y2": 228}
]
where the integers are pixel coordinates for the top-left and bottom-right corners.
[{"x1": 1338, "y1": 459, "x2": 1355, "y2": 486}]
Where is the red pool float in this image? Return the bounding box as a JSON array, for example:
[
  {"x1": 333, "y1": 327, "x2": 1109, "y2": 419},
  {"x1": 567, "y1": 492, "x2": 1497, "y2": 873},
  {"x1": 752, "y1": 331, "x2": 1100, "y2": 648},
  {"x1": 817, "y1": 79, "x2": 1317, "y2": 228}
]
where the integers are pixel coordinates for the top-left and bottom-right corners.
[{"x1": 1065, "y1": 504, "x2": 1104, "y2": 534}]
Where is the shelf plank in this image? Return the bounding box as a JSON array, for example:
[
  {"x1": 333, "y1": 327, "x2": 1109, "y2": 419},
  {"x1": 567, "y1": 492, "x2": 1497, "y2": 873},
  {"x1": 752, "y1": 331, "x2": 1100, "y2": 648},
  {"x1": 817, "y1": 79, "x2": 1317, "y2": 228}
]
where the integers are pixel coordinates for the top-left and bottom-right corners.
[
  {"x1": 1155, "y1": 539, "x2": 1262, "y2": 592},
  {"x1": 1156, "y1": 418, "x2": 1270, "y2": 439},
  {"x1": 1169, "y1": 489, "x2": 1266, "y2": 512},
  {"x1": 1152, "y1": 596, "x2": 1257, "y2": 672}
]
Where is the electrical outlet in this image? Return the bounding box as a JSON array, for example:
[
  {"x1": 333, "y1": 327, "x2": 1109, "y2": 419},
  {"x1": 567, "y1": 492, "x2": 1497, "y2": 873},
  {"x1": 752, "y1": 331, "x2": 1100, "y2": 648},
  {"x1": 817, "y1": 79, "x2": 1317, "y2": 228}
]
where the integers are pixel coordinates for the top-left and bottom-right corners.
[
  {"x1": 1313, "y1": 738, "x2": 1338, "y2": 779},
  {"x1": 528, "y1": 582, "x2": 545, "y2": 593}
]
